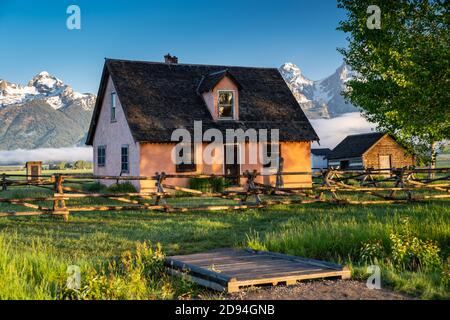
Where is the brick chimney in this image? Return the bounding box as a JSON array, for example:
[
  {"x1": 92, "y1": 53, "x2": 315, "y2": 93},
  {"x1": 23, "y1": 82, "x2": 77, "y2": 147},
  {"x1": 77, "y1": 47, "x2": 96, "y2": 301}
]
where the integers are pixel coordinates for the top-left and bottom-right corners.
[{"x1": 164, "y1": 53, "x2": 178, "y2": 64}]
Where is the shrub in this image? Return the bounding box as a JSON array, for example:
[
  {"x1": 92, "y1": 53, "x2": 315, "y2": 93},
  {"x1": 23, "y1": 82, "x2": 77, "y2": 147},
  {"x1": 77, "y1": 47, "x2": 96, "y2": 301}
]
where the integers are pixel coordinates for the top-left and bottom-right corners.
[
  {"x1": 107, "y1": 183, "x2": 137, "y2": 193},
  {"x1": 359, "y1": 240, "x2": 385, "y2": 264},
  {"x1": 189, "y1": 177, "x2": 225, "y2": 193},
  {"x1": 390, "y1": 231, "x2": 442, "y2": 272},
  {"x1": 83, "y1": 182, "x2": 107, "y2": 193}
]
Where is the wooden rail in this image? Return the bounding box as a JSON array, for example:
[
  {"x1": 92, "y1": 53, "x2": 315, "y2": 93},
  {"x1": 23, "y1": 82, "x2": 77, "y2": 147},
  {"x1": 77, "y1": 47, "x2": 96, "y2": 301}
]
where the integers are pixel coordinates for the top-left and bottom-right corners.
[{"x1": 0, "y1": 167, "x2": 449, "y2": 221}]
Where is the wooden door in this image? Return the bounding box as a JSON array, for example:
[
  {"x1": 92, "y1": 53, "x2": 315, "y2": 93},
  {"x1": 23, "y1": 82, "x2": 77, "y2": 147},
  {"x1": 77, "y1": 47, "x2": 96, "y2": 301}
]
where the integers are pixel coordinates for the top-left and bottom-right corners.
[
  {"x1": 31, "y1": 165, "x2": 39, "y2": 178},
  {"x1": 224, "y1": 144, "x2": 240, "y2": 186},
  {"x1": 379, "y1": 155, "x2": 391, "y2": 171}
]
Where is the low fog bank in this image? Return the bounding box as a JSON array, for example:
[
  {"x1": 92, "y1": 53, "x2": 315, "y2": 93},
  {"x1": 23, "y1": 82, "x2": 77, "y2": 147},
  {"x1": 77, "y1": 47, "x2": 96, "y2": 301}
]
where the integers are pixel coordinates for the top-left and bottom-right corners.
[
  {"x1": 0, "y1": 147, "x2": 93, "y2": 165},
  {"x1": 310, "y1": 112, "x2": 376, "y2": 149}
]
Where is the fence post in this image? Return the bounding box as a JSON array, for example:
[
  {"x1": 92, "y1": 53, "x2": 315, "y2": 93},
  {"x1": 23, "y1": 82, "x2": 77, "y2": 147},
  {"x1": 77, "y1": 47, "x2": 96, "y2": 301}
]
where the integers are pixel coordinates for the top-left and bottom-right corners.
[
  {"x1": 242, "y1": 170, "x2": 262, "y2": 205},
  {"x1": 52, "y1": 174, "x2": 69, "y2": 221},
  {"x1": 323, "y1": 169, "x2": 339, "y2": 201},
  {"x1": 1, "y1": 173, "x2": 6, "y2": 191},
  {"x1": 154, "y1": 172, "x2": 167, "y2": 206},
  {"x1": 275, "y1": 157, "x2": 284, "y2": 191}
]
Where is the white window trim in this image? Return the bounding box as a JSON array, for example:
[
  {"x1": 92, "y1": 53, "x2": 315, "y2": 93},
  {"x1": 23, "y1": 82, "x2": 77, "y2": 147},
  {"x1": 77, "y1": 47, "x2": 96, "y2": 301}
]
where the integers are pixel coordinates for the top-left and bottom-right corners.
[
  {"x1": 111, "y1": 92, "x2": 117, "y2": 122},
  {"x1": 217, "y1": 90, "x2": 236, "y2": 120}
]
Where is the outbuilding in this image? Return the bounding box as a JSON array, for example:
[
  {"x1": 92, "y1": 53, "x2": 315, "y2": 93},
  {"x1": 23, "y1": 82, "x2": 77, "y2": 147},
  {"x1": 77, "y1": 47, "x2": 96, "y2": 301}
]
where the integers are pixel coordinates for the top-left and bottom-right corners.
[{"x1": 327, "y1": 132, "x2": 415, "y2": 170}]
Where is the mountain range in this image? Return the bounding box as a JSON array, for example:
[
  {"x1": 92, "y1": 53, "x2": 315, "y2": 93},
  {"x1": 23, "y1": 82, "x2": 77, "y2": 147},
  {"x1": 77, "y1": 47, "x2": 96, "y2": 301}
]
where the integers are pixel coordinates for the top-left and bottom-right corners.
[
  {"x1": 0, "y1": 72, "x2": 95, "y2": 150},
  {"x1": 0, "y1": 63, "x2": 358, "y2": 150},
  {"x1": 279, "y1": 62, "x2": 358, "y2": 119}
]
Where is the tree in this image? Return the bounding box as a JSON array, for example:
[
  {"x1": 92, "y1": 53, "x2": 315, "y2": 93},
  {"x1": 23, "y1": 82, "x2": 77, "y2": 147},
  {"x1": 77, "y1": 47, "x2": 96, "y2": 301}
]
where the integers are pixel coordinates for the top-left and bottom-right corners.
[
  {"x1": 337, "y1": 0, "x2": 450, "y2": 168},
  {"x1": 56, "y1": 162, "x2": 66, "y2": 171}
]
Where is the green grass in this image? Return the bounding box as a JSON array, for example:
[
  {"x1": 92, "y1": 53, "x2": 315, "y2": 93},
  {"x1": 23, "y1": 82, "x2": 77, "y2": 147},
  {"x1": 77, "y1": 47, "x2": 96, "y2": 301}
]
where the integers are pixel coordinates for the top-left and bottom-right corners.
[{"x1": 0, "y1": 185, "x2": 448, "y2": 299}]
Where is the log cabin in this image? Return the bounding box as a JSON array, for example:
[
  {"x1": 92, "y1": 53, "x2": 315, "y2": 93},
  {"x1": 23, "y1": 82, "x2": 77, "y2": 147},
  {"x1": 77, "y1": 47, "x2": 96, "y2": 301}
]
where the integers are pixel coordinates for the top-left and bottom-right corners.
[
  {"x1": 327, "y1": 132, "x2": 415, "y2": 170},
  {"x1": 86, "y1": 55, "x2": 319, "y2": 191}
]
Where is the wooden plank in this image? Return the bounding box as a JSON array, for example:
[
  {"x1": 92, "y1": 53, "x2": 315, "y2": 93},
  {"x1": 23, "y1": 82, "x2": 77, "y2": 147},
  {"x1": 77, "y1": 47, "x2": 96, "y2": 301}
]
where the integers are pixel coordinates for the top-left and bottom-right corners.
[
  {"x1": 0, "y1": 211, "x2": 48, "y2": 217},
  {"x1": 166, "y1": 248, "x2": 351, "y2": 293},
  {"x1": 166, "y1": 268, "x2": 227, "y2": 292}
]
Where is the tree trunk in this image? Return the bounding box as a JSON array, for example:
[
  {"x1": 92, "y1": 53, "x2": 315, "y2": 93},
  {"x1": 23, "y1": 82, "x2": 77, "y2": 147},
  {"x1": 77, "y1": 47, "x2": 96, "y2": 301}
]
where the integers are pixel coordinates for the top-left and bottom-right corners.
[{"x1": 428, "y1": 141, "x2": 437, "y2": 179}]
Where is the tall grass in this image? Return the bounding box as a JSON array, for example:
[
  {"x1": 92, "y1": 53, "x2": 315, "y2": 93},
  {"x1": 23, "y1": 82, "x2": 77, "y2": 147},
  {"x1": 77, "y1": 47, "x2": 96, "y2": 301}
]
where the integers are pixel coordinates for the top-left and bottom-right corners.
[
  {"x1": 0, "y1": 234, "x2": 70, "y2": 299},
  {"x1": 246, "y1": 203, "x2": 450, "y2": 299},
  {"x1": 0, "y1": 234, "x2": 197, "y2": 300}
]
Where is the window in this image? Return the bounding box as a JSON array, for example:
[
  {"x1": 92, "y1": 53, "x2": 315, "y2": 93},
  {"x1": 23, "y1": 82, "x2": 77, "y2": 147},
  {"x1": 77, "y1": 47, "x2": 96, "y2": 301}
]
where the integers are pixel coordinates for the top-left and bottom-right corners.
[
  {"x1": 263, "y1": 143, "x2": 281, "y2": 169},
  {"x1": 97, "y1": 146, "x2": 106, "y2": 167},
  {"x1": 176, "y1": 144, "x2": 197, "y2": 173},
  {"x1": 111, "y1": 92, "x2": 117, "y2": 122},
  {"x1": 121, "y1": 145, "x2": 129, "y2": 173},
  {"x1": 218, "y1": 91, "x2": 234, "y2": 119}
]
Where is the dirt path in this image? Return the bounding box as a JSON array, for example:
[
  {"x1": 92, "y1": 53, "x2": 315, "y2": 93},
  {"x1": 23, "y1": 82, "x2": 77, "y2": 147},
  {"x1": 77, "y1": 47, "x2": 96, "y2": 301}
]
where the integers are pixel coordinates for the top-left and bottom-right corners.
[{"x1": 227, "y1": 280, "x2": 413, "y2": 300}]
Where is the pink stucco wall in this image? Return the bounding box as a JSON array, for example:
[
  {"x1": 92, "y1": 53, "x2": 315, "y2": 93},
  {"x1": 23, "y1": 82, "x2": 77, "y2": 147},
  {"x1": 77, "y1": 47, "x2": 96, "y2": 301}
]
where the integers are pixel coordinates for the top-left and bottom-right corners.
[
  {"x1": 92, "y1": 76, "x2": 140, "y2": 190},
  {"x1": 139, "y1": 141, "x2": 312, "y2": 191}
]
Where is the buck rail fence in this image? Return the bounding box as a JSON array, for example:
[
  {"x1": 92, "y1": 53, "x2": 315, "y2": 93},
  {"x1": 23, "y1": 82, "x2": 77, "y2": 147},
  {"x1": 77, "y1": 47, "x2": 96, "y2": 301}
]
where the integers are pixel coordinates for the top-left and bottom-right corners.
[{"x1": 0, "y1": 167, "x2": 449, "y2": 221}]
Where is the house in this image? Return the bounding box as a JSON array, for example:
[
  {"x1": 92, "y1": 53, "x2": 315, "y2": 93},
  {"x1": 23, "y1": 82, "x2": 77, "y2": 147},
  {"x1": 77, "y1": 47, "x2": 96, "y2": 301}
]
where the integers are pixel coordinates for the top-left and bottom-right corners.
[
  {"x1": 327, "y1": 132, "x2": 415, "y2": 170},
  {"x1": 86, "y1": 55, "x2": 319, "y2": 191},
  {"x1": 311, "y1": 148, "x2": 331, "y2": 171}
]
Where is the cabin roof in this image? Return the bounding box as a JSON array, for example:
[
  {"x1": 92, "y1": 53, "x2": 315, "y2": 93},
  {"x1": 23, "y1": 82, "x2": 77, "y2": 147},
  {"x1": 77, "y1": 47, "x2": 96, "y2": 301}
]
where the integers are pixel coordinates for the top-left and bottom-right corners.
[
  {"x1": 311, "y1": 148, "x2": 332, "y2": 157},
  {"x1": 327, "y1": 132, "x2": 386, "y2": 160},
  {"x1": 86, "y1": 58, "x2": 319, "y2": 145}
]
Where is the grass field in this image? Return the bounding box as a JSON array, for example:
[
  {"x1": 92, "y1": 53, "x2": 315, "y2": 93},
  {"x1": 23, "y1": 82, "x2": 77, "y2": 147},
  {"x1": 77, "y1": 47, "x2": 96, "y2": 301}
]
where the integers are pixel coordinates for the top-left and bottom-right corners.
[{"x1": 0, "y1": 182, "x2": 448, "y2": 300}]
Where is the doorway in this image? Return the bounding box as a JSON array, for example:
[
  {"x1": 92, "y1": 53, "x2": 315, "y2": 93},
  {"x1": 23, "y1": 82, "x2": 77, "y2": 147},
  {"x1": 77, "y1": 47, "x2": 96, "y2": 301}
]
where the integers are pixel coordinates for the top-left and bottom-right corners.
[
  {"x1": 379, "y1": 155, "x2": 391, "y2": 173},
  {"x1": 224, "y1": 144, "x2": 240, "y2": 186}
]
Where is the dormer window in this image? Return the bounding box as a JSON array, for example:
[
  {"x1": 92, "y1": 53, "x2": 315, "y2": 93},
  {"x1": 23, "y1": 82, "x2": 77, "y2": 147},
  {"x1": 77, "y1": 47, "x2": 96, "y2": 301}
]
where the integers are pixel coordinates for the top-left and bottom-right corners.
[{"x1": 218, "y1": 90, "x2": 234, "y2": 119}]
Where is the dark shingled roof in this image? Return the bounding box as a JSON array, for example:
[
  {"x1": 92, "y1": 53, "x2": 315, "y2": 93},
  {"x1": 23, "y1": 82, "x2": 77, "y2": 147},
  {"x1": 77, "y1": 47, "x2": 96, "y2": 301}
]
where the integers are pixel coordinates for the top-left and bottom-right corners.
[
  {"x1": 196, "y1": 69, "x2": 242, "y2": 93},
  {"x1": 327, "y1": 132, "x2": 386, "y2": 160},
  {"x1": 311, "y1": 148, "x2": 332, "y2": 157},
  {"x1": 86, "y1": 59, "x2": 319, "y2": 145}
]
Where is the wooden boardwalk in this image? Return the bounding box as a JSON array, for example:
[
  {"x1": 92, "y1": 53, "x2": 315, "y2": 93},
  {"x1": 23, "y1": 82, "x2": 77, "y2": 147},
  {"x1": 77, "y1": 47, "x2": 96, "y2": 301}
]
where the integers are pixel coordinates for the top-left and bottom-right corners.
[{"x1": 165, "y1": 248, "x2": 351, "y2": 293}]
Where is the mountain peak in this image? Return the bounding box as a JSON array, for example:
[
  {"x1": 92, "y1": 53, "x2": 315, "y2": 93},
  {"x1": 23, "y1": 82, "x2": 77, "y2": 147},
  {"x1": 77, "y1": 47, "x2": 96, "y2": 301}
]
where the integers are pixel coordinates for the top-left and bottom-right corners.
[
  {"x1": 28, "y1": 71, "x2": 64, "y2": 91},
  {"x1": 280, "y1": 61, "x2": 358, "y2": 119},
  {"x1": 279, "y1": 62, "x2": 313, "y2": 89}
]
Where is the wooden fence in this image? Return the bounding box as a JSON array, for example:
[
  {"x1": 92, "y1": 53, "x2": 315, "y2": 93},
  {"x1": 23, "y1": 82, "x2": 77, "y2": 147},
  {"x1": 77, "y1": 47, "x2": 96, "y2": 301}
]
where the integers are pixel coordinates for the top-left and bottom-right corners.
[{"x1": 0, "y1": 167, "x2": 449, "y2": 221}]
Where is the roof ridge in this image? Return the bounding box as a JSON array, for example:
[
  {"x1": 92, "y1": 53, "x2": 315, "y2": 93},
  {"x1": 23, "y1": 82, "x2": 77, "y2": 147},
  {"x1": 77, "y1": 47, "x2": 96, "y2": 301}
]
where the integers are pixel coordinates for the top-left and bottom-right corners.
[
  {"x1": 345, "y1": 131, "x2": 384, "y2": 137},
  {"x1": 105, "y1": 58, "x2": 279, "y2": 71}
]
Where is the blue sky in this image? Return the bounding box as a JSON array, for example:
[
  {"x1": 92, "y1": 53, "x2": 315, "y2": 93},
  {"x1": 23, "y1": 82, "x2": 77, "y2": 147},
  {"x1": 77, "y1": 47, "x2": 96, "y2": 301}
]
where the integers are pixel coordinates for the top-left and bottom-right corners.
[{"x1": 0, "y1": 0, "x2": 348, "y2": 93}]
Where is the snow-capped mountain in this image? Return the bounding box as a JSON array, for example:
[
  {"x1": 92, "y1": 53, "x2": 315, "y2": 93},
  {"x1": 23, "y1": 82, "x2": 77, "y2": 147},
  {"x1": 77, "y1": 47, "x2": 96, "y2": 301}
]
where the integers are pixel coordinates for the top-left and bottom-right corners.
[
  {"x1": 0, "y1": 72, "x2": 95, "y2": 150},
  {"x1": 0, "y1": 71, "x2": 95, "y2": 110},
  {"x1": 279, "y1": 62, "x2": 358, "y2": 119}
]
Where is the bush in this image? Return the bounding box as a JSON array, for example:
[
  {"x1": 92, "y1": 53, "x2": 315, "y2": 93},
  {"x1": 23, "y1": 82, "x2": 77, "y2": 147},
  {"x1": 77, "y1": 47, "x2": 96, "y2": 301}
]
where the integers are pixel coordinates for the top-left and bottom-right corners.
[
  {"x1": 189, "y1": 177, "x2": 225, "y2": 193},
  {"x1": 358, "y1": 218, "x2": 443, "y2": 272},
  {"x1": 107, "y1": 183, "x2": 137, "y2": 193},
  {"x1": 359, "y1": 240, "x2": 385, "y2": 264},
  {"x1": 390, "y1": 219, "x2": 442, "y2": 272},
  {"x1": 83, "y1": 182, "x2": 107, "y2": 193}
]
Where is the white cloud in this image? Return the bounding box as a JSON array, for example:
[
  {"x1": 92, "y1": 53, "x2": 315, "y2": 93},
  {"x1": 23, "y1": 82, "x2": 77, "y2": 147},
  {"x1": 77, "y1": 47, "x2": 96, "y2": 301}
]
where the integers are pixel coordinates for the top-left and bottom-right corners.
[
  {"x1": 310, "y1": 112, "x2": 377, "y2": 149},
  {"x1": 0, "y1": 147, "x2": 93, "y2": 165}
]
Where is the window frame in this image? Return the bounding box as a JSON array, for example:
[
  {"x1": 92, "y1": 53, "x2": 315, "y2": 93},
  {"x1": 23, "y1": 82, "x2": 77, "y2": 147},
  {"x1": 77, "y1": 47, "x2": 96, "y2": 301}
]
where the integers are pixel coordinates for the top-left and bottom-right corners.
[
  {"x1": 175, "y1": 143, "x2": 197, "y2": 173},
  {"x1": 111, "y1": 92, "x2": 117, "y2": 122},
  {"x1": 97, "y1": 145, "x2": 106, "y2": 167},
  {"x1": 217, "y1": 90, "x2": 235, "y2": 120},
  {"x1": 121, "y1": 145, "x2": 129, "y2": 173}
]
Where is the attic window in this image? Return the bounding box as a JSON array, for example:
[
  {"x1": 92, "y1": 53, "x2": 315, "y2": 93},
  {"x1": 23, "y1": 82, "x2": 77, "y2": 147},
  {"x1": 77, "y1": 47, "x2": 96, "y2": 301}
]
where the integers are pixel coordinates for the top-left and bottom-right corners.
[
  {"x1": 111, "y1": 92, "x2": 117, "y2": 122},
  {"x1": 218, "y1": 91, "x2": 234, "y2": 119}
]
